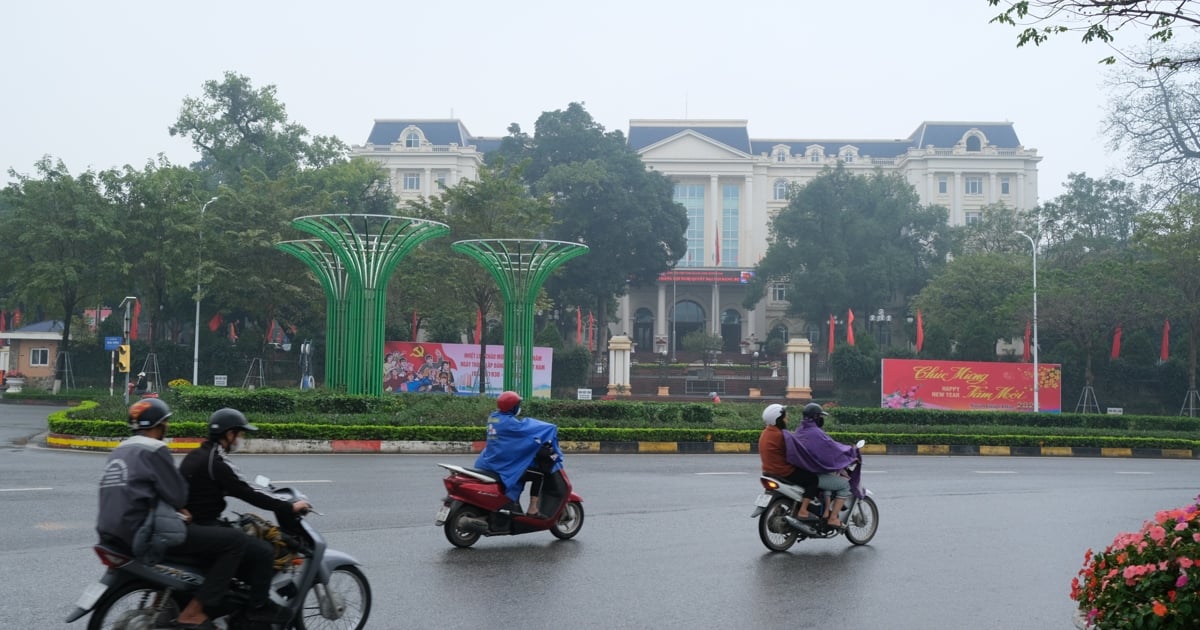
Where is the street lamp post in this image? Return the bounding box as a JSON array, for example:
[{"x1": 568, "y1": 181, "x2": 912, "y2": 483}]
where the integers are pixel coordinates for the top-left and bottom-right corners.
[
  {"x1": 868, "y1": 308, "x2": 893, "y2": 347},
  {"x1": 193, "y1": 196, "x2": 219, "y2": 385},
  {"x1": 1015, "y1": 230, "x2": 1040, "y2": 412}
]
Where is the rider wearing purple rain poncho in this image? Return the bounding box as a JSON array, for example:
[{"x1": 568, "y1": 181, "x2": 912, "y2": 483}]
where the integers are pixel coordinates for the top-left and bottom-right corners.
[{"x1": 782, "y1": 402, "x2": 861, "y2": 530}]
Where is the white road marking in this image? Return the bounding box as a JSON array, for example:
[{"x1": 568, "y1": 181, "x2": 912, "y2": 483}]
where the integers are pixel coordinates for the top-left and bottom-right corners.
[
  {"x1": 1115, "y1": 471, "x2": 1153, "y2": 475},
  {"x1": 974, "y1": 471, "x2": 1017, "y2": 474},
  {"x1": 695, "y1": 472, "x2": 747, "y2": 476},
  {"x1": 0, "y1": 487, "x2": 53, "y2": 492}
]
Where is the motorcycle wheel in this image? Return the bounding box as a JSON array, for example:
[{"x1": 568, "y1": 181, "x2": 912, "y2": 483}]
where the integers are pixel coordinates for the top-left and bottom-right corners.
[
  {"x1": 444, "y1": 504, "x2": 486, "y2": 548},
  {"x1": 550, "y1": 501, "x2": 585, "y2": 540},
  {"x1": 295, "y1": 564, "x2": 372, "y2": 630},
  {"x1": 86, "y1": 580, "x2": 184, "y2": 630},
  {"x1": 844, "y1": 496, "x2": 879, "y2": 546},
  {"x1": 758, "y1": 496, "x2": 799, "y2": 552}
]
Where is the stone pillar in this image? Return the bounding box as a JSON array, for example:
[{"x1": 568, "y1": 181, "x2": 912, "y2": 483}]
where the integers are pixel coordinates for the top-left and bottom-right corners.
[
  {"x1": 607, "y1": 335, "x2": 633, "y2": 396},
  {"x1": 785, "y1": 337, "x2": 813, "y2": 401}
]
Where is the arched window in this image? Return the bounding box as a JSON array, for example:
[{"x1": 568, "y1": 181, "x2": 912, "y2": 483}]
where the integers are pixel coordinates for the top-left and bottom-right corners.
[
  {"x1": 405, "y1": 132, "x2": 420, "y2": 148},
  {"x1": 965, "y1": 135, "x2": 982, "y2": 152},
  {"x1": 773, "y1": 179, "x2": 788, "y2": 200}
]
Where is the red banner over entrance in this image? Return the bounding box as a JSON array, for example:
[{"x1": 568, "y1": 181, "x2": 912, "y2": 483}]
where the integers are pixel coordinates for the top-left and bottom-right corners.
[{"x1": 880, "y1": 358, "x2": 1062, "y2": 413}]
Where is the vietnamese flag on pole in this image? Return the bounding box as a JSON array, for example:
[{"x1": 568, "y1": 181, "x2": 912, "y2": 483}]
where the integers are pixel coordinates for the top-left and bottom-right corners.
[
  {"x1": 208, "y1": 312, "x2": 223, "y2": 332},
  {"x1": 588, "y1": 312, "x2": 596, "y2": 352},
  {"x1": 576, "y1": 308, "x2": 583, "y2": 345},
  {"x1": 847, "y1": 309, "x2": 856, "y2": 346},
  {"x1": 0, "y1": 310, "x2": 6, "y2": 333},
  {"x1": 1023, "y1": 320, "x2": 1031, "y2": 362},
  {"x1": 1161, "y1": 319, "x2": 1171, "y2": 362},
  {"x1": 827, "y1": 315, "x2": 835, "y2": 356},
  {"x1": 130, "y1": 301, "x2": 141, "y2": 341},
  {"x1": 916, "y1": 309, "x2": 925, "y2": 354},
  {"x1": 475, "y1": 309, "x2": 483, "y2": 344},
  {"x1": 1110, "y1": 325, "x2": 1122, "y2": 360},
  {"x1": 12, "y1": 309, "x2": 21, "y2": 329}
]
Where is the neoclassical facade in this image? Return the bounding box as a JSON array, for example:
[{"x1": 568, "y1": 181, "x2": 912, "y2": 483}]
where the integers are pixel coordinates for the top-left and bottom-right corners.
[{"x1": 352, "y1": 119, "x2": 1041, "y2": 357}]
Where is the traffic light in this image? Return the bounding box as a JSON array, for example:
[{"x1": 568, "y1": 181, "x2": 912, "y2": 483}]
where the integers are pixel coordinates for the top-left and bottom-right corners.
[{"x1": 117, "y1": 344, "x2": 131, "y2": 373}]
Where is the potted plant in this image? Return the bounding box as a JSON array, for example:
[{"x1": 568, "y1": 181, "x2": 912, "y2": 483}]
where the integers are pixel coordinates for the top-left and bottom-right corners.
[
  {"x1": 1071, "y1": 494, "x2": 1199, "y2": 628},
  {"x1": 5, "y1": 371, "x2": 26, "y2": 393}
]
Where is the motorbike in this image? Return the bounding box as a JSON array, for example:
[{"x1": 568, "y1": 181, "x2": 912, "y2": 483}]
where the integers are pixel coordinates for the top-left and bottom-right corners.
[
  {"x1": 751, "y1": 439, "x2": 879, "y2": 552},
  {"x1": 435, "y1": 461, "x2": 584, "y2": 548},
  {"x1": 66, "y1": 477, "x2": 371, "y2": 630}
]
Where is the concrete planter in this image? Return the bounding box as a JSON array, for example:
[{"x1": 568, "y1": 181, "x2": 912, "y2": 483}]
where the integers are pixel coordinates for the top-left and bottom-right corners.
[{"x1": 5, "y1": 377, "x2": 25, "y2": 393}]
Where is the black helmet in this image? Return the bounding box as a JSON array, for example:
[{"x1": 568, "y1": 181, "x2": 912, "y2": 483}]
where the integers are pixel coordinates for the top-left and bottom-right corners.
[
  {"x1": 802, "y1": 402, "x2": 829, "y2": 426},
  {"x1": 128, "y1": 398, "x2": 173, "y2": 432},
  {"x1": 208, "y1": 408, "x2": 258, "y2": 440}
]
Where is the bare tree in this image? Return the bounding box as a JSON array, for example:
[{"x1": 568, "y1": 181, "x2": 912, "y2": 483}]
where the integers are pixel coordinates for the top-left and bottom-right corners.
[{"x1": 987, "y1": 1, "x2": 1200, "y2": 68}]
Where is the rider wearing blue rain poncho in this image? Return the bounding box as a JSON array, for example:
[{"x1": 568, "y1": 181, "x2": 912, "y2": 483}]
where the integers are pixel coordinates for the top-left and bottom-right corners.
[{"x1": 474, "y1": 391, "x2": 564, "y2": 518}]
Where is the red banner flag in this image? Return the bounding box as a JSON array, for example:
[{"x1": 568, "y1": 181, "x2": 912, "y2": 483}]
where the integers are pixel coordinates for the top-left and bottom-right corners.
[
  {"x1": 1111, "y1": 325, "x2": 1122, "y2": 360},
  {"x1": 1023, "y1": 320, "x2": 1031, "y2": 362},
  {"x1": 1161, "y1": 319, "x2": 1171, "y2": 362},
  {"x1": 916, "y1": 309, "x2": 925, "y2": 354},
  {"x1": 588, "y1": 312, "x2": 595, "y2": 352},
  {"x1": 828, "y1": 314, "x2": 835, "y2": 356},
  {"x1": 714, "y1": 220, "x2": 721, "y2": 267},
  {"x1": 847, "y1": 309, "x2": 856, "y2": 346},
  {"x1": 13, "y1": 309, "x2": 22, "y2": 329},
  {"x1": 475, "y1": 309, "x2": 483, "y2": 344},
  {"x1": 228, "y1": 322, "x2": 238, "y2": 342},
  {"x1": 208, "y1": 312, "x2": 223, "y2": 332},
  {"x1": 576, "y1": 308, "x2": 583, "y2": 345},
  {"x1": 0, "y1": 310, "x2": 6, "y2": 333},
  {"x1": 130, "y1": 300, "x2": 141, "y2": 340}
]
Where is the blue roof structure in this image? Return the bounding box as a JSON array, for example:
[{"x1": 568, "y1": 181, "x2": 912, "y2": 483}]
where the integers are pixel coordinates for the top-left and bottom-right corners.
[
  {"x1": 11, "y1": 320, "x2": 65, "y2": 334},
  {"x1": 365, "y1": 120, "x2": 479, "y2": 147},
  {"x1": 628, "y1": 124, "x2": 753, "y2": 154}
]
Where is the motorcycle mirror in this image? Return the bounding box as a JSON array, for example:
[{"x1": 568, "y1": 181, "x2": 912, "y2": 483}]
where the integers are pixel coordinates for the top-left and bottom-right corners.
[
  {"x1": 254, "y1": 475, "x2": 271, "y2": 488},
  {"x1": 855, "y1": 439, "x2": 866, "y2": 449}
]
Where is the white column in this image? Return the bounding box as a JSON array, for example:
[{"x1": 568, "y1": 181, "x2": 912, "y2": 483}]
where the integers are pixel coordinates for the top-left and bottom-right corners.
[
  {"x1": 989, "y1": 172, "x2": 998, "y2": 204},
  {"x1": 423, "y1": 168, "x2": 432, "y2": 194},
  {"x1": 711, "y1": 281, "x2": 721, "y2": 335},
  {"x1": 607, "y1": 335, "x2": 633, "y2": 396},
  {"x1": 953, "y1": 171, "x2": 963, "y2": 224},
  {"x1": 785, "y1": 337, "x2": 814, "y2": 401},
  {"x1": 1017, "y1": 172, "x2": 1027, "y2": 210}
]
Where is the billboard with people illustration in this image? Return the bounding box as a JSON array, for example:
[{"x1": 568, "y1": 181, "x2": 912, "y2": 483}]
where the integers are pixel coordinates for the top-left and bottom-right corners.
[
  {"x1": 383, "y1": 341, "x2": 553, "y2": 398},
  {"x1": 880, "y1": 358, "x2": 1062, "y2": 413}
]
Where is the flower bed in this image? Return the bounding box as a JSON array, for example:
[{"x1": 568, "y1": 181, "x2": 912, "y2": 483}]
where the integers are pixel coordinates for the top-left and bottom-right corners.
[{"x1": 1072, "y1": 495, "x2": 1199, "y2": 628}]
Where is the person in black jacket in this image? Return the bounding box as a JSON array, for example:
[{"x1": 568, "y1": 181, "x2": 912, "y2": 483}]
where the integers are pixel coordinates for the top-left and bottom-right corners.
[
  {"x1": 97, "y1": 398, "x2": 248, "y2": 630},
  {"x1": 180, "y1": 408, "x2": 311, "y2": 625}
]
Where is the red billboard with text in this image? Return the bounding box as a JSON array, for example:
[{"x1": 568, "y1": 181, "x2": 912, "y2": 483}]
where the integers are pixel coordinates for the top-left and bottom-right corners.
[{"x1": 880, "y1": 359, "x2": 1062, "y2": 413}]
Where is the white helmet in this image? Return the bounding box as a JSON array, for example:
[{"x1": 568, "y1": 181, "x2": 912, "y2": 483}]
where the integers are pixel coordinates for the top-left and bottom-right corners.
[{"x1": 761, "y1": 403, "x2": 786, "y2": 426}]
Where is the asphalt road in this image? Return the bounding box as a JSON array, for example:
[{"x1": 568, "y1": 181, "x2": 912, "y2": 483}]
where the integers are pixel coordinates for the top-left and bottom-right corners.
[{"x1": 2, "y1": 403, "x2": 1197, "y2": 629}]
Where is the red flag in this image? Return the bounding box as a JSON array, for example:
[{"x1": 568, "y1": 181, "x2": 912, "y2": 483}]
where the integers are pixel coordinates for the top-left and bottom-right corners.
[
  {"x1": 588, "y1": 312, "x2": 595, "y2": 352},
  {"x1": 130, "y1": 301, "x2": 141, "y2": 340},
  {"x1": 916, "y1": 309, "x2": 925, "y2": 354},
  {"x1": 12, "y1": 309, "x2": 21, "y2": 329},
  {"x1": 714, "y1": 220, "x2": 721, "y2": 266},
  {"x1": 228, "y1": 322, "x2": 238, "y2": 342},
  {"x1": 1110, "y1": 325, "x2": 1122, "y2": 360},
  {"x1": 847, "y1": 309, "x2": 856, "y2": 346},
  {"x1": 576, "y1": 308, "x2": 583, "y2": 345},
  {"x1": 265, "y1": 319, "x2": 277, "y2": 343},
  {"x1": 412, "y1": 310, "x2": 419, "y2": 341},
  {"x1": 475, "y1": 309, "x2": 483, "y2": 344},
  {"x1": 208, "y1": 312, "x2": 223, "y2": 332},
  {"x1": 1023, "y1": 320, "x2": 1031, "y2": 362},
  {"x1": 827, "y1": 314, "x2": 835, "y2": 356},
  {"x1": 1161, "y1": 319, "x2": 1171, "y2": 362},
  {"x1": 0, "y1": 310, "x2": 6, "y2": 333}
]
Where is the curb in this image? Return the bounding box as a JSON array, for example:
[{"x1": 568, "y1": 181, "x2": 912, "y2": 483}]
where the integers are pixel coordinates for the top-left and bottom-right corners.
[{"x1": 42, "y1": 433, "x2": 1198, "y2": 458}]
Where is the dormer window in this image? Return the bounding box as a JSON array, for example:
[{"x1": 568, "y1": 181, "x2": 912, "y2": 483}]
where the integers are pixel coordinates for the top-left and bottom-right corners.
[
  {"x1": 400, "y1": 125, "x2": 426, "y2": 149},
  {"x1": 772, "y1": 145, "x2": 790, "y2": 163},
  {"x1": 840, "y1": 146, "x2": 859, "y2": 163},
  {"x1": 965, "y1": 136, "x2": 981, "y2": 152},
  {"x1": 806, "y1": 145, "x2": 824, "y2": 163},
  {"x1": 961, "y1": 129, "x2": 987, "y2": 152}
]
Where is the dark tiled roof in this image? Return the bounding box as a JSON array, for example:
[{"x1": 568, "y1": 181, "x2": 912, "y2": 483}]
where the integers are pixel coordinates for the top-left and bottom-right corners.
[
  {"x1": 365, "y1": 120, "x2": 476, "y2": 147},
  {"x1": 10, "y1": 320, "x2": 64, "y2": 333},
  {"x1": 628, "y1": 124, "x2": 753, "y2": 154},
  {"x1": 909, "y1": 122, "x2": 1021, "y2": 148},
  {"x1": 750, "y1": 139, "x2": 913, "y2": 158}
]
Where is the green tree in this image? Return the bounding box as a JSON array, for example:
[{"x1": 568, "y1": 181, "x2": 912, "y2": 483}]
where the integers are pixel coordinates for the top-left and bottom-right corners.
[
  {"x1": 1038, "y1": 172, "x2": 1144, "y2": 257},
  {"x1": 0, "y1": 158, "x2": 125, "y2": 384},
  {"x1": 959, "y1": 202, "x2": 1032, "y2": 254},
  {"x1": 493, "y1": 103, "x2": 688, "y2": 346},
  {"x1": 987, "y1": 0, "x2": 1200, "y2": 68},
  {"x1": 913, "y1": 253, "x2": 1028, "y2": 361},
  {"x1": 749, "y1": 164, "x2": 954, "y2": 327}
]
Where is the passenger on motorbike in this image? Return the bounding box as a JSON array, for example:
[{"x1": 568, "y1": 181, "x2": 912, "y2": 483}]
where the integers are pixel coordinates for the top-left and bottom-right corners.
[
  {"x1": 96, "y1": 398, "x2": 250, "y2": 630},
  {"x1": 757, "y1": 404, "x2": 820, "y2": 519},
  {"x1": 179, "y1": 408, "x2": 312, "y2": 625},
  {"x1": 783, "y1": 402, "x2": 859, "y2": 530},
  {"x1": 473, "y1": 391, "x2": 564, "y2": 519}
]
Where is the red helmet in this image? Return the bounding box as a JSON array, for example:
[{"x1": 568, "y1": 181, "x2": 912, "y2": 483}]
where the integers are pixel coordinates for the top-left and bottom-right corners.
[{"x1": 497, "y1": 391, "x2": 522, "y2": 415}]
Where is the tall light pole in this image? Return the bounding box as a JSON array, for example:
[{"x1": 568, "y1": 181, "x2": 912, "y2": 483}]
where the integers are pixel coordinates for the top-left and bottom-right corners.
[
  {"x1": 1015, "y1": 230, "x2": 1039, "y2": 412},
  {"x1": 193, "y1": 196, "x2": 219, "y2": 385}
]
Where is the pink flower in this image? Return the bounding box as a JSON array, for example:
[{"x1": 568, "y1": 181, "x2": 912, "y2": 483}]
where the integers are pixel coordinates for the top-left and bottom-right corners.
[
  {"x1": 1177, "y1": 573, "x2": 1189, "y2": 588},
  {"x1": 1149, "y1": 525, "x2": 1167, "y2": 543},
  {"x1": 1177, "y1": 521, "x2": 1189, "y2": 531},
  {"x1": 1180, "y1": 557, "x2": 1194, "y2": 569}
]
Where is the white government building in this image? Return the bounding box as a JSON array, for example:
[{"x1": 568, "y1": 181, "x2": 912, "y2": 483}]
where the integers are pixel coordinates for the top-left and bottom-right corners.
[{"x1": 351, "y1": 119, "x2": 1041, "y2": 361}]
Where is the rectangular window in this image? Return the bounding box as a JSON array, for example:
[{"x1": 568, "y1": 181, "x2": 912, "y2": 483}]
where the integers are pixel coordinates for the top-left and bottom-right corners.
[
  {"x1": 810, "y1": 153, "x2": 821, "y2": 163},
  {"x1": 673, "y1": 184, "x2": 705, "y2": 267},
  {"x1": 937, "y1": 176, "x2": 948, "y2": 195},
  {"x1": 770, "y1": 283, "x2": 786, "y2": 302},
  {"x1": 965, "y1": 176, "x2": 983, "y2": 196},
  {"x1": 1000, "y1": 176, "x2": 1011, "y2": 195},
  {"x1": 403, "y1": 173, "x2": 421, "y2": 190},
  {"x1": 720, "y1": 185, "x2": 739, "y2": 267},
  {"x1": 30, "y1": 347, "x2": 49, "y2": 367},
  {"x1": 965, "y1": 211, "x2": 981, "y2": 225}
]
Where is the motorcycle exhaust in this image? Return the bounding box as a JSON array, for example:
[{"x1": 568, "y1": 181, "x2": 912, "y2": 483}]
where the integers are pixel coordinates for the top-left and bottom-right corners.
[{"x1": 783, "y1": 515, "x2": 819, "y2": 537}]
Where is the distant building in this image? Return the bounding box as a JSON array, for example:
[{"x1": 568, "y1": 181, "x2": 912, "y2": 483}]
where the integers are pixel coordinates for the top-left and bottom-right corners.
[{"x1": 352, "y1": 118, "x2": 1041, "y2": 359}]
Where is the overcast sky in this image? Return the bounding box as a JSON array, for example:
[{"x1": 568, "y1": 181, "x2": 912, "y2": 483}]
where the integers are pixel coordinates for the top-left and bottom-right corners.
[{"x1": 2, "y1": 0, "x2": 1151, "y2": 201}]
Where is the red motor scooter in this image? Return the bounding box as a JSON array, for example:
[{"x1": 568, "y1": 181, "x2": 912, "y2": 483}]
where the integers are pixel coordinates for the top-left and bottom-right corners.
[{"x1": 434, "y1": 463, "x2": 584, "y2": 547}]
